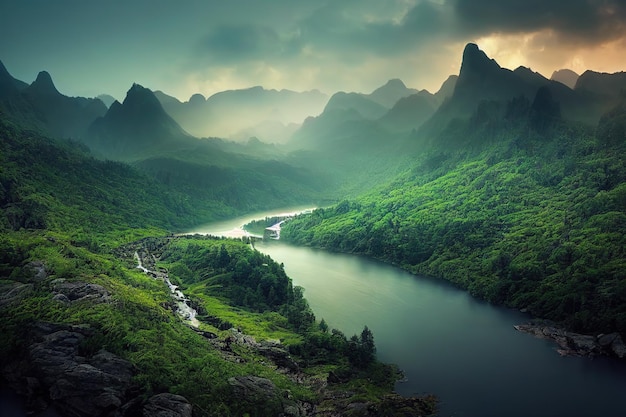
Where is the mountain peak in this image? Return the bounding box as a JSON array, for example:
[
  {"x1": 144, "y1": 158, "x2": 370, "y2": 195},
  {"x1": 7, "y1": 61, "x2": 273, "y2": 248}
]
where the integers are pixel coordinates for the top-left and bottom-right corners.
[
  {"x1": 384, "y1": 79, "x2": 407, "y2": 89},
  {"x1": 550, "y1": 69, "x2": 579, "y2": 89},
  {"x1": 123, "y1": 83, "x2": 164, "y2": 112},
  {"x1": 369, "y1": 78, "x2": 417, "y2": 108},
  {"x1": 30, "y1": 71, "x2": 60, "y2": 95},
  {"x1": 460, "y1": 43, "x2": 501, "y2": 76},
  {"x1": 189, "y1": 93, "x2": 206, "y2": 105}
]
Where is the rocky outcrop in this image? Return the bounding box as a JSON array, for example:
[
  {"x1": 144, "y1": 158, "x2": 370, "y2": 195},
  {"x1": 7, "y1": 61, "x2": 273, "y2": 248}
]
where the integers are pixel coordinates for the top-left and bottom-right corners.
[
  {"x1": 514, "y1": 322, "x2": 626, "y2": 359},
  {"x1": 51, "y1": 279, "x2": 110, "y2": 304},
  {"x1": 143, "y1": 393, "x2": 192, "y2": 417},
  {"x1": 0, "y1": 281, "x2": 34, "y2": 307},
  {"x1": 2, "y1": 322, "x2": 197, "y2": 417},
  {"x1": 229, "y1": 375, "x2": 277, "y2": 400},
  {"x1": 228, "y1": 375, "x2": 312, "y2": 417},
  {"x1": 3, "y1": 322, "x2": 134, "y2": 416},
  {"x1": 225, "y1": 329, "x2": 299, "y2": 372},
  {"x1": 25, "y1": 260, "x2": 48, "y2": 282}
]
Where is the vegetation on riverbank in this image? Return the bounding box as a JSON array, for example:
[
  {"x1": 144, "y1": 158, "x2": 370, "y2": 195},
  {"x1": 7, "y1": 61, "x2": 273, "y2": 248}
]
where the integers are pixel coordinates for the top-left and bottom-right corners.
[{"x1": 281, "y1": 99, "x2": 626, "y2": 337}]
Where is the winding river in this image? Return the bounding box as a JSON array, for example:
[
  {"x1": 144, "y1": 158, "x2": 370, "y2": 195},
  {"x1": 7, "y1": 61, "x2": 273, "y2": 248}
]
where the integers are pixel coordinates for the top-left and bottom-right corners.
[{"x1": 191, "y1": 208, "x2": 626, "y2": 417}]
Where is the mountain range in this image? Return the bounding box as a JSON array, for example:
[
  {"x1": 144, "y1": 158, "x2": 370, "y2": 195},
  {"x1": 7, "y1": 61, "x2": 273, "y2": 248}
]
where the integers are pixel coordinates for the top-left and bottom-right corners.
[
  {"x1": 2, "y1": 42, "x2": 626, "y2": 417},
  {"x1": 154, "y1": 86, "x2": 328, "y2": 143}
]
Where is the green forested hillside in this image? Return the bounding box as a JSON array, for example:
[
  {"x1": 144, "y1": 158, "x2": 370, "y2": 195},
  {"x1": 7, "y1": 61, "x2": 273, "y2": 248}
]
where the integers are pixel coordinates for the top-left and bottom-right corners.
[
  {"x1": 0, "y1": 113, "x2": 433, "y2": 416},
  {"x1": 282, "y1": 98, "x2": 626, "y2": 335}
]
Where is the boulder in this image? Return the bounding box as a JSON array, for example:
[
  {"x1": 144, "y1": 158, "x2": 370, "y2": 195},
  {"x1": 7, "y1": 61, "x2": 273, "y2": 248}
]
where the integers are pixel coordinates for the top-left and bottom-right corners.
[
  {"x1": 229, "y1": 375, "x2": 276, "y2": 400},
  {"x1": 143, "y1": 393, "x2": 192, "y2": 417},
  {"x1": 257, "y1": 345, "x2": 299, "y2": 372},
  {"x1": 51, "y1": 280, "x2": 110, "y2": 304},
  {"x1": 598, "y1": 333, "x2": 618, "y2": 347},
  {"x1": 24, "y1": 323, "x2": 134, "y2": 417},
  {"x1": 610, "y1": 334, "x2": 626, "y2": 359},
  {"x1": 25, "y1": 261, "x2": 48, "y2": 282},
  {"x1": 0, "y1": 282, "x2": 34, "y2": 307}
]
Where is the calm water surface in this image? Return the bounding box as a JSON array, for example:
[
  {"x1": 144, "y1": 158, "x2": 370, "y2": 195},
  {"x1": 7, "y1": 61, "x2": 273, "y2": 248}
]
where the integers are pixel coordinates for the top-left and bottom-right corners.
[{"x1": 192, "y1": 210, "x2": 626, "y2": 417}]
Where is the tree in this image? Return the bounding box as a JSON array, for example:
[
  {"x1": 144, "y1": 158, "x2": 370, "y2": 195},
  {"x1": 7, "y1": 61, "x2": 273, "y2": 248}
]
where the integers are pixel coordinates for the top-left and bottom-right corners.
[{"x1": 319, "y1": 318, "x2": 329, "y2": 333}]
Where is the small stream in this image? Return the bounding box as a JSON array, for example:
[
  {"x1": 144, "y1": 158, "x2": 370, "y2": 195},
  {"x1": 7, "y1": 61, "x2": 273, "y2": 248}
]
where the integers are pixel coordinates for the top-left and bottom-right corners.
[{"x1": 134, "y1": 251, "x2": 199, "y2": 327}]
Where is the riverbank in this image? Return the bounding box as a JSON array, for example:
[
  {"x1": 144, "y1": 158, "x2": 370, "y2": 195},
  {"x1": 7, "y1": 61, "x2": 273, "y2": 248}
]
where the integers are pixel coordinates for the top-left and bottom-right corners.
[{"x1": 514, "y1": 321, "x2": 626, "y2": 359}]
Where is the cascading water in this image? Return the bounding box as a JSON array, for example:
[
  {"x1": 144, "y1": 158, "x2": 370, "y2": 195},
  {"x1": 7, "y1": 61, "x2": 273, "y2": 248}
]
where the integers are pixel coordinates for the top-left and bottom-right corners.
[{"x1": 135, "y1": 252, "x2": 199, "y2": 327}]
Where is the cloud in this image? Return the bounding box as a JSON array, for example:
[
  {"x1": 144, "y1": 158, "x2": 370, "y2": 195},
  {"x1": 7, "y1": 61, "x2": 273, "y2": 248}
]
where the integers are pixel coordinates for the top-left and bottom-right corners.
[
  {"x1": 198, "y1": 24, "x2": 295, "y2": 63},
  {"x1": 451, "y1": 0, "x2": 626, "y2": 44}
]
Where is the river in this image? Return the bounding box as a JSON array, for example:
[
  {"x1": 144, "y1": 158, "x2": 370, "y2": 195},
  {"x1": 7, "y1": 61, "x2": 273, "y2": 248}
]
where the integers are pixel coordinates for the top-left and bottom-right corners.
[{"x1": 191, "y1": 208, "x2": 626, "y2": 417}]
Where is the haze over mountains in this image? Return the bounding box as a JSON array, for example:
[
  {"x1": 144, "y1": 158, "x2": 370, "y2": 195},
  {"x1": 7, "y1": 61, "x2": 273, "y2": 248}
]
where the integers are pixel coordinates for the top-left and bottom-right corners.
[
  {"x1": 154, "y1": 87, "x2": 328, "y2": 143},
  {"x1": 2, "y1": 42, "x2": 625, "y2": 156},
  {"x1": 1, "y1": 43, "x2": 626, "y2": 200}
]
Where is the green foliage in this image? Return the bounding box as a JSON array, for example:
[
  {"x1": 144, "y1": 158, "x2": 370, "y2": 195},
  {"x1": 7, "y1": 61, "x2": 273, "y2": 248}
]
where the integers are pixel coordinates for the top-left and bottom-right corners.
[
  {"x1": 0, "y1": 115, "x2": 407, "y2": 415},
  {"x1": 282, "y1": 102, "x2": 626, "y2": 335}
]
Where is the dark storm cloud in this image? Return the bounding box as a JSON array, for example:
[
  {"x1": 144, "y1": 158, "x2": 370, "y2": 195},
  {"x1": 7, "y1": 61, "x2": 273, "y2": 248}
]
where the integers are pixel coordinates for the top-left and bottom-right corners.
[
  {"x1": 284, "y1": 0, "x2": 626, "y2": 57},
  {"x1": 450, "y1": 0, "x2": 626, "y2": 43}
]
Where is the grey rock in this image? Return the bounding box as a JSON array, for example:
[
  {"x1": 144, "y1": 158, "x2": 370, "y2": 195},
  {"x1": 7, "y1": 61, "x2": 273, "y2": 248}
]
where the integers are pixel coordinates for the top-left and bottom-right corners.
[
  {"x1": 0, "y1": 282, "x2": 34, "y2": 307},
  {"x1": 25, "y1": 261, "x2": 47, "y2": 282},
  {"x1": 257, "y1": 345, "x2": 299, "y2": 372},
  {"x1": 566, "y1": 334, "x2": 600, "y2": 355},
  {"x1": 610, "y1": 334, "x2": 626, "y2": 359},
  {"x1": 598, "y1": 333, "x2": 618, "y2": 347},
  {"x1": 143, "y1": 393, "x2": 192, "y2": 417},
  {"x1": 52, "y1": 281, "x2": 110, "y2": 304},
  {"x1": 52, "y1": 293, "x2": 71, "y2": 304},
  {"x1": 25, "y1": 323, "x2": 134, "y2": 417},
  {"x1": 229, "y1": 375, "x2": 276, "y2": 400}
]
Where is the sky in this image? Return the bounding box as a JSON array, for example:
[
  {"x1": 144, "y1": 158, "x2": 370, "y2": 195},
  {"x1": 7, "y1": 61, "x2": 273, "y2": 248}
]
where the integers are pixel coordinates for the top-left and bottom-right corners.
[{"x1": 1, "y1": 0, "x2": 625, "y2": 101}]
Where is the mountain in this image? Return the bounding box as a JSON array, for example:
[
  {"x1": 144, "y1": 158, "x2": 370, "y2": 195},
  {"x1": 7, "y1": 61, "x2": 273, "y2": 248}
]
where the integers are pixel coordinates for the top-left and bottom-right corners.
[
  {"x1": 0, "y1": 67, "x2": 107, "y2": 139},
  {"x1": 281, "y1": 90, "x2": 626, "y2": 338},
  {"x1": 96, "y1": 94, "x2": 117, "y2": 108},
  {"x1": 0, "y1": 59, "x2": 28, "y2": 97},
  {"x1": 156, "y1": 87, "x2": 328, "y2": 141},
  {"x1": 423, "y1": 44, "x2": 600, "y2": 134},
  {"x1": 551, "y1": 69, "x2": 579, "y2": 89},
  {"x1": 378, "y1": 76, "x2": 457, "y2": 133},
  {"x1": 434, "y1": 75, "x2": 458, "y2": 103},
  {"x1": 368, "y1": 79, "x2": 419, "y2": 108},
  {"x1": 379, "y1": 91, "x2": 438, "y2": 132},
  {"x1": 88, "y1": 83, "x2": 194, "y2": 159},
  {"x1": 322, "y1": 91, "x2": 389, "y2": 119},
  {"x1": 575, "y1": 70, "x2": 626, "y2": 98}
]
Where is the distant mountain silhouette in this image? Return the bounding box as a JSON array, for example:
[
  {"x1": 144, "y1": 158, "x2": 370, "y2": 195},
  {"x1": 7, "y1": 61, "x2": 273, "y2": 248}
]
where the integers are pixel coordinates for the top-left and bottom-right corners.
[
  {"x1": 323, "y1": 92, "x2": 388, "y2": 119},
  {"x1": 575, "y1": 70, "x2": 626, "y2": 99},
  {"x1": 551, "y1": 69, "x2": 579, "y2": 89},
  {"x1": 379, "y1": 77, "x2": 457, "y2": 133},
  {"x1": 423, "y1": 43, "x2": 602, "y2": 133},
  {"x1": 155, "y1": 87, "x2": 328, "y2": 141},
  {"x1": 434, "y1": 75, "x2": 458, "y2": 103},
  {"x1": 0, "y1": 59, "x2": 28, "y2": 97},
  {"x1": 368, "y1": 79, "x2": 419, "y2": 108},
  {"x1": 96, "y1": 94, "x2": 117, "y2": 108},
  {"x1": 88, "y1": 84, "x2": 194, "y2": 159},
  {"x1": 379, "y1": 91, "x2": 438, "y2": 132},
  {"x1": 1, "y1": 69, "x2": 107, "y2": 139}
]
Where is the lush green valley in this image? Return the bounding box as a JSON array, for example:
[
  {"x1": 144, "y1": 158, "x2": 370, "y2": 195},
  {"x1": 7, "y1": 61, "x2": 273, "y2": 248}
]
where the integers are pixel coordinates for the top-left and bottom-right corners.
[
  {"x1": 282, "y1": 96, "x2": 626, "y2": 336},
  {"x1": 0, "y1": 112, "x2": 435, "y2": 416}
]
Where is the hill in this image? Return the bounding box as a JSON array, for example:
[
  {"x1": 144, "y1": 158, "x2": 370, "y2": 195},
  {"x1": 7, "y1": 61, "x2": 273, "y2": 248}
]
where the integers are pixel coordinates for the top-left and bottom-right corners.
[
  {"x1": 87, "y1": 83, "x2": 195, "y2": 159},
  {"x1": 0, "y1": 65, "x2": 107, "y2": 139},
  {"x1": 282, "y1": 86, "x2": 626, "y2": 337},
  {"x1": 0, "y1": 112, "x2": 434, "y2": 416}
]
